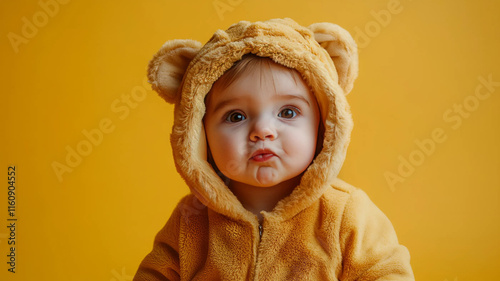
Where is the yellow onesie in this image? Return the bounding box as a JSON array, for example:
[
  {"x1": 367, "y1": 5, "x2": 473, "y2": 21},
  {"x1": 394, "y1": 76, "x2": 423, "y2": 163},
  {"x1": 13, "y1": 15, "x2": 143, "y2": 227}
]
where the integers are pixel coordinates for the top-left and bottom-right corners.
[{"x1": 134, "y1": 18, "x2": 414, "y2": 281}]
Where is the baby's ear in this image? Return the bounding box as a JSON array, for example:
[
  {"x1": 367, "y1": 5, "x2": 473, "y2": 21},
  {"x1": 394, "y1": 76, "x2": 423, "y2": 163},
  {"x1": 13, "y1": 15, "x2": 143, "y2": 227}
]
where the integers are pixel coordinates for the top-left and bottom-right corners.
[
  {"x1": 148, "y1": 39, "x2": 202, "y2": 103},
  {"x1": 308, "y1": 23, "x2": 358, "y2": 95}
]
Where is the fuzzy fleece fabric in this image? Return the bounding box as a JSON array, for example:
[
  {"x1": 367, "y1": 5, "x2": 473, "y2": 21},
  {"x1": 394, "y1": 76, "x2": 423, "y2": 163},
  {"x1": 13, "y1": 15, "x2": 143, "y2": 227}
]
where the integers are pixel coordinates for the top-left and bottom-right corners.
[{"x1": 134, "y1": 18, "x2": 414, "y2": 280}]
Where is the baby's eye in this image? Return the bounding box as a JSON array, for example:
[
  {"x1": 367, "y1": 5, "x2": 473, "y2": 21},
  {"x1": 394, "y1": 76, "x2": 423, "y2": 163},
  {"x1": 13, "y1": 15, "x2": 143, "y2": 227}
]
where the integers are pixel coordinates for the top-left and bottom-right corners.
[
  {"x1": 278, "y1": 108, "x2": 298, "y2": 119},
  {"x1": 225, "y1": 111, "x2": 246, "y2": 123}
]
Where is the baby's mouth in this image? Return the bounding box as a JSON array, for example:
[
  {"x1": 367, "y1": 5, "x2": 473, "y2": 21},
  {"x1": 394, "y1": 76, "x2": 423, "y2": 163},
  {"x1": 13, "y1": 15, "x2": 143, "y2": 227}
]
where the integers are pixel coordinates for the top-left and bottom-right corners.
[{"x1": 250, "y1": 149, "x2": 276, "y2": 162}]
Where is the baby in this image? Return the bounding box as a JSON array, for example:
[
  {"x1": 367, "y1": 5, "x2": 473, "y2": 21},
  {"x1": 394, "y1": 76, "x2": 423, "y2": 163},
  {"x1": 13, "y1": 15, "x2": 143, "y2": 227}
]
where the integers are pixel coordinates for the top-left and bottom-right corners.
[{"x1": 134, "y1": 18, "x2": 414, "y2": 280}]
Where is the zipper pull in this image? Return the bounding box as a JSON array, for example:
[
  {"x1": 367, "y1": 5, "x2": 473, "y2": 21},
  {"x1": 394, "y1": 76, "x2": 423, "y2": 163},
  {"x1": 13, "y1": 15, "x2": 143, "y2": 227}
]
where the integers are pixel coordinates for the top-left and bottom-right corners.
[{"x1": 258, "y1": 224, "x2": 263, "y2": 238}]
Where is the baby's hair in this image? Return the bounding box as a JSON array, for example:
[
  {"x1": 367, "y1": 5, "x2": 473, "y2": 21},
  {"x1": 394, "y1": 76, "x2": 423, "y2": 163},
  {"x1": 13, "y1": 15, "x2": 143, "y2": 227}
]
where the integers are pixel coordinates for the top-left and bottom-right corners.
[{"x1": 209, "y1": 54, "x2": 303, "y2": 95}]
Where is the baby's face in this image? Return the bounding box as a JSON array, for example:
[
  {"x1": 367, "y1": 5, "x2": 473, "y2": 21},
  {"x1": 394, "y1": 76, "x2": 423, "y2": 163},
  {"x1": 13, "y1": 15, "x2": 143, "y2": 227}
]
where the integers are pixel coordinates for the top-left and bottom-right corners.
[{"x1": 204, "y1": 61, "x2": 320, "y2": 188}]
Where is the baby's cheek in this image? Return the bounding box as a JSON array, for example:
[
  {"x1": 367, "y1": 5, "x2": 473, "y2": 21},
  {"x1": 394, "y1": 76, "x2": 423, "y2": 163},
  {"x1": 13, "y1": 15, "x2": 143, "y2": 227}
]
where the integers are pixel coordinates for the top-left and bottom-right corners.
[
  {"x1": 286, "y1": 127, "x2": 317, "y2": 160},
  {"x1": 214, "y1": 134, "x2": 246, "y2": 177}
]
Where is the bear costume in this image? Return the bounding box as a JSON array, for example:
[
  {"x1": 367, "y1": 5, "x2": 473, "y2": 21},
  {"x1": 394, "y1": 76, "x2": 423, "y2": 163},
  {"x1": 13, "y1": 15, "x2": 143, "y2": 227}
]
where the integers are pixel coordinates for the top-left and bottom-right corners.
[{"x1": 134, "y1": 18, "x2": 414, "y2": 280}]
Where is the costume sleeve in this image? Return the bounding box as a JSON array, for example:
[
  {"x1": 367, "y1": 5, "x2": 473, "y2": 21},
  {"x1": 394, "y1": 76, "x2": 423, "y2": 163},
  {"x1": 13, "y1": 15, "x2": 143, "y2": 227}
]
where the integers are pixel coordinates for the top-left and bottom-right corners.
[
  {"x1": 338, "y1": 189, "x2": 415, "y2": 280},
  {"x1": 133, "y1": 199, "x2": 184, "y2": 281}
]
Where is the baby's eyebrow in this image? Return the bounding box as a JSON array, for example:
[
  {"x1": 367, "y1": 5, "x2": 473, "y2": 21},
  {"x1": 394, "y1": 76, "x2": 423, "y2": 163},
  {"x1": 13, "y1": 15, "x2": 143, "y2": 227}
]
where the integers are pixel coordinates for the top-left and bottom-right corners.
[
  {"x1": 208, "y1": 93, "x2": 313, "y2": 113},
  {"x1": 274, "y1": 94, "x2": 312, "y2": 107},
  {"x1": 210, "y1": 97, "x2": 244, "y2": 113}
]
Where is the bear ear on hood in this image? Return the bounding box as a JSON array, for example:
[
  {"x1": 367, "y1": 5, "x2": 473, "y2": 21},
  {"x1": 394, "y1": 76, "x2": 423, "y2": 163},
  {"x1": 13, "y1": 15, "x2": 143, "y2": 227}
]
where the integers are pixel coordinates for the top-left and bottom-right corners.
[
  {"x1": 308, "y1": 22, "x2": 359, "y2": 95},
  {"x1": 147, "y1": 39, "x2": 202, "y2": 104}
]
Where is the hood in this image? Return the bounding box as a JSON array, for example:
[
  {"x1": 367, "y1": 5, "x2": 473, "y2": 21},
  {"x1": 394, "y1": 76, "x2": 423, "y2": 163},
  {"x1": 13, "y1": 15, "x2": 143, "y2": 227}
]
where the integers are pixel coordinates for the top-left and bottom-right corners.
[{"x1": 147, "y1": 18, "x2": 358, "y2": 222}]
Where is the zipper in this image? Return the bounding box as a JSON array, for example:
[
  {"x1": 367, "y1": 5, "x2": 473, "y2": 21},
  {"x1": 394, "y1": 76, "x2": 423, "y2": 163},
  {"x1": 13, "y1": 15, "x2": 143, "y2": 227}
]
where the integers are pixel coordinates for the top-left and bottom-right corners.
[{"x1": 254, "y1": 222, "x2": 264, "y2": 280}]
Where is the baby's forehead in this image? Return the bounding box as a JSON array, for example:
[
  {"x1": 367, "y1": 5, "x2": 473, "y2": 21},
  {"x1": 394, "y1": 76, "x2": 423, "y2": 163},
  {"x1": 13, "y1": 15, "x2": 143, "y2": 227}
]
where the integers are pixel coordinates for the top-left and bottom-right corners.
[
  {"x1": 207, "y1": 55, "x2": 311, "y2": 97},
  {"x1": 205, "y1": 58, "x2": 319, "y2": 111},
  {"x1": 231, "y1": 60, "x2": 303, "y2": 86}
]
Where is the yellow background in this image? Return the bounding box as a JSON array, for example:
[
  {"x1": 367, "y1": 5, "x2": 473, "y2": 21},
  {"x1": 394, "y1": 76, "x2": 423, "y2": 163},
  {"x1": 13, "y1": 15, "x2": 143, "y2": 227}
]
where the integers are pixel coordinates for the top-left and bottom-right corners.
[{"x1": 1, "y1": 0, "x2": 499, "y2": 280}]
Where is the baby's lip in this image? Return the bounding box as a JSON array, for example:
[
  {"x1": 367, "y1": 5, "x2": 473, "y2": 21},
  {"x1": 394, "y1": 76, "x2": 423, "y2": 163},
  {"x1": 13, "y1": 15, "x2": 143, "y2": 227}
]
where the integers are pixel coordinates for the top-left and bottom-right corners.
[{"x1": 250, "y1": 149, "x2": 276, "y2": 161}]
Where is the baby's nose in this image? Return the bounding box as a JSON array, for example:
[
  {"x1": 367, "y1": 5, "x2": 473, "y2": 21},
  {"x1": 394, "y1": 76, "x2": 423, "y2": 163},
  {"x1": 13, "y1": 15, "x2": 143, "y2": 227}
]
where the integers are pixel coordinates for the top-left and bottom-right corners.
[{"x1": 249, "y1": 117, "x2": 277, "y2": 141}]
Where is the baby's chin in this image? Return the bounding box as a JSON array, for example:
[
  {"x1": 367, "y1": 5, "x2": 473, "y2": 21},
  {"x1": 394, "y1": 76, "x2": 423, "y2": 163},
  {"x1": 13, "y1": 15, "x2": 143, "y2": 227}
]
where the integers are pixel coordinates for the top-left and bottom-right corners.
[
  {"x1": 226, "y1": 172, "x2": 303, "y2": 190},
  {"x1": 254, "y1": 167, "x2": 279, "y2": 186},
  {"x1": 226, "y1": 178, "x2": 279, "y2": 189},
  {"x1": 223, "y1": 168, "x2": 277, "y2": 187}
]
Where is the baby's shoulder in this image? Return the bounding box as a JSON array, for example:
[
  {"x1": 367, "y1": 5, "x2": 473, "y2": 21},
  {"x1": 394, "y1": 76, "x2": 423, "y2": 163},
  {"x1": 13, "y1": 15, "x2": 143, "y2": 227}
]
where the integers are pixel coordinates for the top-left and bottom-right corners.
[
  {"x1": 330, "y1": 177, "x2": 357, "y2": 194},
  {"x1": 325, "y1": 177, "x2": 362, "y2": 200},
  {"x1": 322, "y1": 178, "x2": 374, "y2": 211}
]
